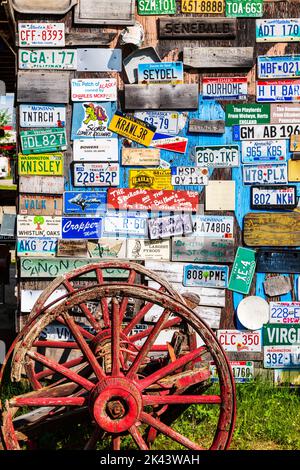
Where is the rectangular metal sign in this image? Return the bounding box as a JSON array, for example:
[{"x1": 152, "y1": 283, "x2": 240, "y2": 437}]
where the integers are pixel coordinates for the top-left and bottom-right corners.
[
  {"x1": 103, "y1": 216, "x2": 147, "y2": 237},
  {"x1": 148, "y1": 214, "x2": 193, "y2": 239},
  {"x1": 271, "y1": 103, "x2": 300, "y2": 124},
  {"x1": 20, "y1": 128, "x2": 67, "y2": 154},
  {"x1": 195, "y1": 145, "x2": 239, "y2": 167},
  {"x1": 107, "y1": 188, "x2": 199, "y2": 212},
  {"x1": 18, "y1": 23, "x2": 65, "y2": 47},
  {"x1": 181, "y1": 0, "x2": 224, "y2": 13},
  {"x1": 210, "y1": 361, "x2": 254, "y2": 383},
  {"x1": 71, "y1": 102, "x2": 113, "y2": 139},
  {"x1": 108, "y1": 111, "x2": 156, "y2": 146},
  {"x1": 202, "y1": 77, "x2": 247, "y2": 100},
  {"x1": 126, "y1": 238, "x2": 170, "y2": 260},
  {"x1": 193, "y1": 215, "x2": 234, "y2": 239},
  {"x1": 183, "y1": 264, "x2": 229, "y2": 288},
  {"x1": 241, "y1": 140, "x2": 287, "y2": 164},
  {"x1": 171, "y1": 167, "x2": 209, "y2": 186},
  {"x1": 19, "y1": 194, "x2": 63, "y2": 216},
  {"x1": 138, "y1": 62, "x2": 183, "y2": 85},
  {"x1": 19, "y1": 104, "x2": 66, "y2": 128},
  {"x1": 251, "y1": 186, "x2": 297, "y2": 210},
  {"x1": 151, "y1": 135, "x2": 188, "y2": 154},
  {"x1": 138, "y1": 0, "x2": 176, "y2": 14},
  {"x1": 256, "y1": 250, "x2": 300, "y2": 274},
  {"x1": 244, "y1": 213, "x2": 300, "y2": 247},
  {"x1": 17, "y1": 215, "x2": 62, "y2": 238},
  {"x1": 77, "y1": 48, "x2": 122, "y2": 72},
  {"x1": 129, "y1": 169, "x2": 172, "y2": 190},
  {"x1": 18, "y1": 153, "x2": 64, "y2": 176},
  {"x1": 63, "y1": 191, "x2": 106, "y2": 214},
  {"x1": 171, "y1": 237, "x2": 235, "y2": 263},
  {"x1": 61, "y1": 217, "x2": 102, "y2": 239},
  {"x1": 257, "y1": 56, "x2": 300, "y2": 79},
  {"x1": 124, "y1": 84, "x2": 199, "y2": 110},
  {"x1": 225, "y1": 0, "x2": 263, "y2": 18},
  {"x1": 243, "y1": 163, "x2": 288, "y2": 185},
  {"x1": 225, "y1": 103, "x2": 270, "y2": 126},
  {"x1": 228, "y1": 247, "x2": 256, "y2": 295},
  {"x1": 270, "y1": 302, "x2": 300, "y2": 325},
  {"x1": 134, "y1": 111, "x2": 179, "y2": 135},
  {"x1": 257, "y1": 80, "x2": 300, "y2": 102},
  {"x1": 263, "y1": 324, "x2": 300, "y2": 346},
  {"x1": 264, "y1": 346, "x2": 300, "y2": 369},
  {"x1": 256, "y1": 19, "x2": 300, "y2": 43},
  {"x1": 73, "y1": 139, "x2": 118, "y2": 162},
  {"x1": 158, "y1": 17, "x2": 236, "y2": 39},
  {"x1": 17, "y1": 237, "x2": 57, "y2": 257},
  {"x1": 121, "y1": 148, "x2": 160, "y2": 166},
  {"x1": 19, "y1": 176, "x2": 64, "y2": 195},
  {"x1": 217, "y1": 330, "x2": 262, "y2": 352},
  {"x1": 19, "y1": 49, "x2": 77, "y2": 70},
  {"x1": 71, "y1": 78, "x2": 117, "y2": 102},
  {"x1": 233, "y1": 123, "x2": 300, "y2": 140},
  {"x1": 72, "y1": 162, "x2": 119, "y2": 187}
]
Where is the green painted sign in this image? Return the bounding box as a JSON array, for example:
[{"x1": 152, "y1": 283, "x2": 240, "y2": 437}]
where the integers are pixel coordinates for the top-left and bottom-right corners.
[
  {"x1": 20, "y1": 128, "x2": 67, "y2": 155},
  {"x1": 228, "y1": 247, "x2": 256, "y2": 294},
  {"x1": 225, "y1": 0, "x2": 263, "y2": 18},
  {"x1": 138, "y1": 0, "x2": 176, "y2": 15},
  {"x1": 226, "y1": 104, "x2": 270, "y2": 126},
  {"x1": 263, "y1": 325, "x2": 300, "y2": 346}
]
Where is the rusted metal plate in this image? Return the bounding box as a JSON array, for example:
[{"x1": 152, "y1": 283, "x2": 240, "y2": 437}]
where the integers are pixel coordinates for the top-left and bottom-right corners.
[
  {"x1": 183, "y1": 47, "x2": 254, "y2": 68},
  {"x1": 256, "y1": 250, "x2": 300, "y2": 274},
  {"x1": 17, "y1": 72, "x2": 70, "y2": 103},
  {"x1": 122, "y1": 148, "x2": 160, "y2": 166},
  {"x1": 11, "y1": 0, "x2": 77, "y2": 14},
  {"x1": 19, "y1": 194, "x2": 63, "y2": 216},
  {"x1": 19, "y1": 176, "x2": 65, "y2": 195},
  {"x1": 188, "y1": 119, "x2": 225, "y2": 134},
  {"x1": 244, "y1": 212, "x2": 300, "y2": 247},
  {"x1": 263, "y1": 276, "x2": 292, "y2": 297},
  {"x1": 74, "y1": 0, "x2": 135, "y2": 25},
  {"x1": 171, "y1": 237, "x2": 235, "y2": 262},
  {"x1": 124, "y1": 84, "x2": 199, "y2": 110},
  {"x1": 56, "y1": 240, "x2": 89, "y2": 258},
  {"x1": 158, "y1": 17, "x2": 236, "y2": 39}
]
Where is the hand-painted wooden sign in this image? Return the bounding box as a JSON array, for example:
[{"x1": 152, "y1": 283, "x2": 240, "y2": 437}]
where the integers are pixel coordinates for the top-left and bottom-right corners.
[
  {"x1": 73, "y1": 138, "x2": 118, "y2": 162},
  {"x1": 264, "y1": 276, "x2": 292, "y2": 297},
  {"x1": 19, "y1": 104, "x2": 66, "y2": 128},
  {"x1": 126, "y1": 238, "x2": 170, "y2": 260},
  {"x1": 183, "y1": 47, "x2": 254, "y2": 68},
  {"x1": 88, "y1": 239, "x2": 127, "y2": 259},
  {"x1": 138, "y1": 0, "x2": 176, "y2": 14},
  {"x1": 108, "y1": 111, "x2": 156, "y2": 146},
  {"x1": 20, "y1": 128, "x2": 67, "y2": 154},
  {"x1": 71, "y1": 102, "x2": 113, "y2": 139},
  {"x1": 19, "y1": 194, "x2": 63, "y2": 216},
  {"x1": 202, "y1": 77, "x2": 247, "y2": 100},
  {"x1": 228, "y1": 247, "x2": 256, "y2": 295},
  {"x1": 256, "y1": 18, "x2": 300, "y2": 43},
  {"x1": 263, "y1": 324, "x2": 300, "y2": 346},
  {"x1": 107, "y1": 188, "x2": 199, "y2": 212},
  {"x1": 181, "y1": 0, "x2": 224, "y2": 14},
  {"x1": 61, "y1": 217, "x2": 102, "y2": 239},
  {"x1": 264, "y1": 346, "x2": 300, "y2": 369},
  {"x1": 226, "y1": 103, "x2": 270, "y2": 126},
  {"x1": 241, "y1": 140, "x2": 286, "y2": 164},
  {"x1": 63, "y1": 191, "x2": 106, "y2": 214},
  {"x1": 138, "y1": 62, "x2": 183, "y2": 85},
  {"x1": 217, "y1": 330, "x2": 261, "y2": 352},
  {"x1": 256, "y1": 250, "x2": 300, "y2": 274},
  {"x1": 171, "y1": 167, "x2": 208, "y2": 186},
  {"x1": 72, "y1": 162, "x2": 119, "y2": 187},
  {"x1": 135, "y1": 111, "x2": 179, "y2": 135},
  {"x1": 148, "y1": 214, "x2": 193, "y2": 239},
  {"x1": 71, "y1": 78, "x2": 117, "y2": 102},
  {"x1": 193, "y1": 215, "x2": 234, "y2": 239},
  {"x1": 244, "y1": 212, "x2": 300, "y2": 247},
  {"x1": 233, "y1": 123, "x2": 300, "y2": 140},
  {"x1": 103, "y1": 215, "x2": 147, "y2": 237},
  {"x1": 271, "y1": 103, "x2": 300, "y2": 124},
  {"x1": 269, "y1": 302, "x2": 300, "y2": 325},
  {"x1": 19, "y1": 49, "x2": 77, "y2": 70},
  {"x1": 18, "y1": 23, "x2": 65, "y2": 47},
  {"x1": 210, "y1": 361, "x2": 254, "y2": 383},
  {"x1": 17, "y1": 71, "x2": 70, "y2": 103},
  {"x1": 243, "y1": 163, "x2": 288, "y2": 185},
  {"x1": 129, "y1": 169, "x2": 172, "y2": 190},
  {"x1": 258, "y1": 56, "x2": 300, "y2": 79},
  {"x1": 18, "y1": 153, "x2": 64, "y2": 175},
  {"x1": 251, "y1": 186, "x2": 297, "y2": 210},
  {"x1": 124, "y1": 84, "x2": 199, "y2": 110},
  {"x1": 188, "y1": 119, "x2": 225, "y2": 134},
  {"x1": 121, "y1": 148, "x2": 160, "y2": 166},
  {"x1": 226, "y1": 0, "x2": 263, "y2": 18},
  {"x1": 57, "y1": 240, "x2": 89, "y2": 258},
  {"x1": 19, "y1": 176, "x2": 64, "y2": 195},
  {"x1": 171, "y1": 237, "x2": 235, "y2": 262},
  {"x1": 158, "y1": 17, "x2": 236, "y2": 39},
  {"x1": 195, "y1": 145, "x2": 239, "y2": 167},
  {"x1": 183, "y1": 264, "x2": 229, "y2": 288},
  {"x1": 257, "y1": 80, "x2": 300, "y2": 102},
  {"x1": 76, "y1": 48, "x2": 122, "y2": 72},
  {"x1": 17, "y1": 237, "x2": 57, "y2": 257},
  {"x1": 17, "y1": 215, "x2": 62, "y2": 238}
]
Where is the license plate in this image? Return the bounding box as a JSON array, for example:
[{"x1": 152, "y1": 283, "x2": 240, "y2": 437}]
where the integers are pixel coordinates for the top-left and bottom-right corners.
[
  {"x1": 18, "y1": 153, "x2": 64, "y2": 176},
  {"x1": 72, "y1": 162, "x2": 119, "y2": 187},
  {"x1": 135, "y1": 111, "x2": 179, "y2": 135},
  {"x1": 251, "y1": 186, "x2": 297, "y2": 209},
  {"x1": 138, "y1": 62, "x2": 183, "y2": 85},
  {"x1": 202, "y1": 77, "x2": 247, "y2": 100},
  {"x1": 192, "y1": 215, "x2": 234, "y2": 238},
  {"x1": 103, "y1": 216, "x2": 147, "y2": 236},
  {"x1": 217, "y1": 330, "x2": 261, "y2": 352},
  {"x1": 257, "y1": 56, "x2": 300, "y2": 79},
  {"x1": 129, "y1": 169, "x2": 173, "y2": 190},
  {"x1": 73, "y1": 139, "x2": 119, "y2": 162},
  {"x1": 19, "y1": 23, "x2": 65, "y2": 47},
  {"x1": 138, "y1": 0, "x2": 176, "y2": 14},
  {"x1": 183, "y1": 264, "x2": 229, "y2": 288},
  {"x1": 256, "y1": 19, "x2": 300, "y2": 43},
  {"x1": 195, "y1": 145, "x2": 240, "y2": 167},
  {"x1": 19, "y1": 104, "x2": 66, "y2": 128},
  {"x1": 256, "y1": 79, "x2": 300, "y2": 102},
  {"x1": 108, "y1": 111, "x2": 156, "y2": 147},
  {"x1": 226, "y1": 0, "x2": 262, "y2": 18},
  {"x1": 243, "y1": 163, "x2": 288, "y2": 185},
  {"x1": 181, "y1": 0, "x2": 224, "y2": 13},
  {"x1": 171, "y1": 167, "x2": 209, "y2": 185},
  {"x1": 148, "y1": 214, "x2": 193, "y2": 239},
  {"x1": 270, "y1": 302, "x2": 300, "y2": 324},
  {"x1": 17, "y1": 216, "x2": 62, "y2": 238},
  {"x1": 264, "y1": 346, "x2": 300, "y2": 368},
  {"x1": 17, "y1": 237, "x2": 57, "y2": 257},
  {"x1": 19, "y1": 49, "x2": 77, "y2": 70},
  {"x1": 210, "y1": 361, "x2": 254, "y2": 383},
  {"x1": 20, "y1": 128, "x2": 67, "y2": 154},
  {"x1": 41, "y1": 322, "x2": 94, "y2": 341},
  {"x1": 234, "y1": 123, "x2": 300, "y2": 140},
  {"x1": 241, "y1": 140, "x2": 286, "y2": 163}
]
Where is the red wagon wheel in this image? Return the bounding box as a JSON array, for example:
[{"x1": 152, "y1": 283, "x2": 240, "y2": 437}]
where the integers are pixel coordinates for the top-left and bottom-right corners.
[{"x1": 1, "y1": 284, "x2": 236, "y2": 450}]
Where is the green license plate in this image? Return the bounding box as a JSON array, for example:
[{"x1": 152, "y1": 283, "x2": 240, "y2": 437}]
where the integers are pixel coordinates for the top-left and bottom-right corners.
[
  {"x1": 138, "y1": 0, "x2": 176, "y2": 15},
  {"x1": 20, "y1": 128, "x2": 67, "y2": 154}
]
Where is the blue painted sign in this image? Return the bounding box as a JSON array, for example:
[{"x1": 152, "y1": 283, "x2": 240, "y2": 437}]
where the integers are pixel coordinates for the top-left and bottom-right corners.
[
  {"x1": 17, "y1": 237, "x2": 57, "y2": 257},
  {"x1": 137, "y1": 62, "x2": 183, "y2": 84},
  {"x1": 61, "y1": 217, "x2": 102, "y2": 239},
  {"x1": 257, "y1": 56, "x2": 300, "y2": 79},
  {"x1": 183, "y1": 264, "x2": 229, "y2": 288},
  {"x1": 63, "y1": 191, "x2": 107, "y2": 214},
  {"x1": 71, "y1": 102, "x2": 115, "y2": 139}
]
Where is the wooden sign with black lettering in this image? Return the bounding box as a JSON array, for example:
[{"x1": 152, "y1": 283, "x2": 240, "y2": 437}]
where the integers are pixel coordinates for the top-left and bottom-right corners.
[
  {"x1": 17, "y1": 71, "x2": 70, "y2": 103},
  {"x1": 159, "y1": 17, "x2": 237, "y2": 39},
  {"x1": 189, "y1": 119, "x2": 225, "y2": 134},
  {"x1": 244, "y1": 213, "x2": 300, "y2": 247},
  {"x1": 124, "y1": 84, "x2": 199, "y2": 110},
  {"x1": 183, "y1": 47, "x2": 254, "y2": 69},
  {"x1": 256, "y1": 250, "x2": 300, "y2": 274}
]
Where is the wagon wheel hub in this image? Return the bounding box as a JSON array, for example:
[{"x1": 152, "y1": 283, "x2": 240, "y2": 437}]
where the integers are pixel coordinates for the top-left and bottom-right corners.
[{"x1": 89, "y1": 378, "x2": 142, "y2": 433}]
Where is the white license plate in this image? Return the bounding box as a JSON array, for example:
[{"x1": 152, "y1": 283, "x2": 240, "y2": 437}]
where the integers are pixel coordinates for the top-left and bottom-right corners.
[
  {"x1": 210, "y1": 361, "x2": 254, "y2": 383},
  {"x1": 217, "y1": 330, "x2": 262, "y2": 352},
  {"x1": 135, "y1": 111, "x2": 179, "y2": 135},
  {"x1": 73, "y1": 139, "x2": 119, "y2": 162},
  {"x1": 241, "y1": 140, "x2": 286, "y2": 163},
  {"x1": 17, "y1": 237, "x2": 57, "y2": 256},
  {"x1": 103, "y1": 216, "x2": 147, "y2": 236},
  {"x1": 19, "y1": 49, "x2": 77, "y2": 70},
  {"x1": 171, "y1": 167, "x2": 209, "y2": 185},
  {"x1": 257, "y1": 56, "x2": 300, "y2": 79},
  {"x1": 192, "y1": 215, "x2": 234, "y2": 238},
  {"x1": 148, "y1": 214, "x2": 193, "y2": 239},
  {"x1": 269, "y1": 302, "x2": 300, "y2": 324},
  {"x1": 195, "y1": 145, "x2": 240, "y2": 167},
  {"x1": 256, "y1": 80, "x2": 300, "y2": 102},
  {"x1": 243, "y1": 163, "x2": 288, "y2": 184},
  {"x1": 264, "y1": 346, "x2": 300, "y2": 368},
  {"x1": 251, "y1": 186, "x2": 296, "y2": 208},
  {"x1": 73, "y1": 163, "x2": 119, "y2": 187},
  {"x1": 19, "y1": 104, "x2": 66, "y2": 128},
  {"x1": 234, "y1": 123, "x2": 300, "y2": 140},
  {"x1": 19, "y1": 23, "x2": 65, "y2": 47}
]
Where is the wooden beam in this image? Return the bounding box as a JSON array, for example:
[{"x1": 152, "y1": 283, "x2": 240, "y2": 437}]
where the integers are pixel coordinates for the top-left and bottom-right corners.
[
  {"x1": 17, "y1": 71, "x2": 70, "y2": 103},
  {"x1": 183, "y1": 47, "x2": 254, "y2": 69}
]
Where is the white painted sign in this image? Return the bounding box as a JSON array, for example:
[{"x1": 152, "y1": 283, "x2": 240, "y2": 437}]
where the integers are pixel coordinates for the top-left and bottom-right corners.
[
  {"x1": 126, "y1": 238, "x2": 170, "y2": 261},
  {"x1": 19, "y1": 104, "x2": 66, "y2": 128},
  {"x1": 19, "y1": 49, "x2": 77, "y2": 70},
  {"x1": 19, "y1": 23, "x2": 65, "y2": 47},
  {"x1": 72, "y1": 162, "x2": 119, "y2": 187},
  {"x1": 192, "y1": 215, "x2": 234, "y2": 239},
  {"x1": 217, "y1": 329, "x2": 262, "y2": 352},
  {"x1": 71, "y1": 78, "x2": 117, "y2": 102},
  {"x1": 73, "y1": 139, "x2": 119, "y2": 162},
  {"x1": 243, "y1": 163, "x2": 288, "y2": 185},
  {"x1": 270, "y1": 302, "x2": 300, "y2": 324},
  {"x1": 17, "y1": 215, "x2": 62, "y2": 238},
  {"x1": 241, "y1": 140, "x2": 287, "y2": 164},
  {"x1": 195, "y1": 145, "x2": 240, "y2": 168},
  {"x1": 171, "y1": 167, "x2": 209, "y2": 185}
]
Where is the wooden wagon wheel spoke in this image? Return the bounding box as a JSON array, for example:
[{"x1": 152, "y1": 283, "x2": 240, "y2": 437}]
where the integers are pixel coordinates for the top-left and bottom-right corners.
[
  {"x1": 63, "y1": 280, "x2": 101, "y2": 332},
  {"x1": 95, "y1": 268, "x2": 110, "y2": 327},
  {"x1": 9, "y1": 397, "x2": 86, "y2": 407},
  {"x1": 119, "y1": 269, "x2": 136, "y2": 324},
  {"x1": 112, "y1": 435, "x2": 121, "y2": 450},
  {"x1": 84, "y1": 427, "x2": 105, "y2": 450},
  {"x1": 128, "y1": 316, "x2": 181, "y2": 344},
  {"x1": 111, "y1": 298, "x2": 122, "y2": 377},
  {"x1": 129, "y1": 425, "x2": 149, "y2": 450},
  {"x1": 35, "y1": 356, "x2": 85, "y2": 382},
  {"x1": 142, "y1": 395, "x2": 221, "y2": 406}
]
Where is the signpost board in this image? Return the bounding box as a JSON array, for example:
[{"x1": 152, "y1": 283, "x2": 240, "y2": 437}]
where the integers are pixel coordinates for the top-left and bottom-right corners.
[
  {"x1": 269, "y1": 302, "x2": 300, "y2": 324},
  {"x1": 171, "y1": 237, "x2": 235, "y2": 262},
  {"x1": 71, "y1": 78, "x2": 117, "y2": 102},
  {"x1": 19, "y1": 176, "x2": 64, "y2": 195},
  {"x1": 135, "y1": 111, "x2": 179, "y2": 135},
  {"x1": 233, "y1": 123, "x2": 300, "y2": 140},
  {"x1": 19, "y1": 104, "x2": 66, "y2": 128},
  {"x1": 17, "y1": 238, "x2": 57, "y2": 257},
  {"x1": 171, "y1": 167, "x2": 209, "y2": 186},
  {"x1": 183, "y1": 46, "x2": 254, "y2": 68},
  {"x1": 257, "y1": 56, "x2": 300, "y2": 79},
  {"x1": 228, "y1": 247, "x2": 256, "y2": 295},
  {"x1": 225, "y1": 0, "x2": 263, "y2": 18},
  {"x1": 61, "y1": 217, "x2": 102, "y2": 239},
  {"x1": 138, "y1": 0, "x2": 176, "y2": 15},
  {"x1": 17, "y1": 215, "x2": 62, "y2": 238},
  {"x1": 138, "y1": 62, "x2": 183, "y2": 85},
  {"x1": 241, "y1": 140, "x2": 286, "y2": 164},
  {"x1": 19, "y1": 194, "x2": 63, "y2": 216},
  {"x1": 256, "y1": 19, "x2": 300, "y2": 43},
  {"x1": 202, "y1": 77, "x2": 247, "y2": 100},
  {"x1": 159, "y1": 17, "x2": 236, "y2": 39},
  {"x1": 108, "y1": 111, "x2": 156, "y2": 146},
  {"x1": 257, "y1": 80, "x2": 300, "y2": 102},
  {"x1": 250, "y1": 186, "x2": 297, "y2": 210},
  {"x1": 72, "y1": 162, "x2": 120, "y2": 187},
  {"x1": 18, "y1": 23, "x2": 65, "y2": 47},
  {"x1": 148, "y1": 214, "x2": 193, "y2": 239},
  {"x1": 217, "y1": 330, "x2": 262, "y2": 352},
  {"x1": 181, "y1": 0, "x2": 224, "y2": 13},
  {"x1": 20, "y1": 128, "x2": 67, "y2": 154},
  {"x1": 242, "y1": 163, "x2": 288, "y2": 185},
  {"x1": 63, "y1": 191, "x2": 106, "y2": 214},
  {"x1": 19, "y1": 49, "x2": 77, "y2": 70},
  {"x1": 195, "y1": 145, "x2": 239, "y2": 167},
  {"x1": 244, "y1": 213, "x2": 300, "y2": 247},
  {"x1": 18, "y1": 153, "x2": 64, "y2": 175},
  {"x1": 73, "y1": 139, "x2": 118, "y2": 162},
  {"x1": 263, "y1": 324, "x2": 300, "y2": 346},
  {"x1": 225, "y1": 103, "x2": 270, "y2": 125},
  {"x1": 183, "y1": 264, "x2": 229, "y2": 288}
]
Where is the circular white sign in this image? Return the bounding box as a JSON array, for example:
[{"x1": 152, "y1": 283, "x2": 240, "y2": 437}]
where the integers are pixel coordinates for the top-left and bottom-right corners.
[{"x1": 237, "y1": 296, "x2": 269, "y2": 330}]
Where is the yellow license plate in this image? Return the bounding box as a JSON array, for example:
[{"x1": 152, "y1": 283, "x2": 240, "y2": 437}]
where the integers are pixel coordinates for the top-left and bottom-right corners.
[
  {"x1": 129, "y1": 169, "x2": 173, "y2": 190},
  {"x1": 181, "y1": 0, "x2": 224, "y2": 13},
  {"x1": 109, "y1": 111, "x2": 156, "y2": 147},
  {"x1": 18, "y1": 153, "x2": 64, "y2": 176}
]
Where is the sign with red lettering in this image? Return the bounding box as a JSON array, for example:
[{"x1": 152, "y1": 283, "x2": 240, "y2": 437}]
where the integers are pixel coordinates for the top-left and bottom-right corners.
[{"x1": 217, "y1": 329, "x2": 262, "y2": 352}]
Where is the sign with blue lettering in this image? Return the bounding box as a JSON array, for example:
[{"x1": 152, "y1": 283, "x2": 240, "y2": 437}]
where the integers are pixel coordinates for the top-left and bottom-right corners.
[
  {"x1": 134, "y1": 111, "x2": 179, "y2": 135},
  {"x1": 63, "y1": 191, "x2": 106, "y2": 214},
  {"x1": 137, "y1": 62, "x2": 183, "y2": 85},
  {"x1": 251, "y1": 186, "x2": 297, "y2": 210},
  {"x1": 71, "y1": 102, "x2": 114, "y2": 139},
  {"x1": 241, "y1": 140, "x2": 287, "y2": 163},
  {"x1": 257, "y1": 56, "x2": 300, "y2": 79},
  {"x1": 264, "y1": 346, "x2": 300, "y2": 369},
  {"x1": 17, "y1": 237, "x2": 57, "y2": 257},
  {"x1": 183, "y1": 264, "x2": 229, "y2": 288},
  {"x1": 257, "y1": 79, "x2": 300, "y2": 102},
  {"x1": 103, "y1": 215, "x2": 147, "y2": 237},
  {"x1": 61, "y1": 217, "x2": 102, "y2": 239},
  {"x1": 243, "y1": 163, "x2": 288, "y2": 185},
  {"x1": 256, "y1": 19, "x2": 300, "y2": 43}
]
